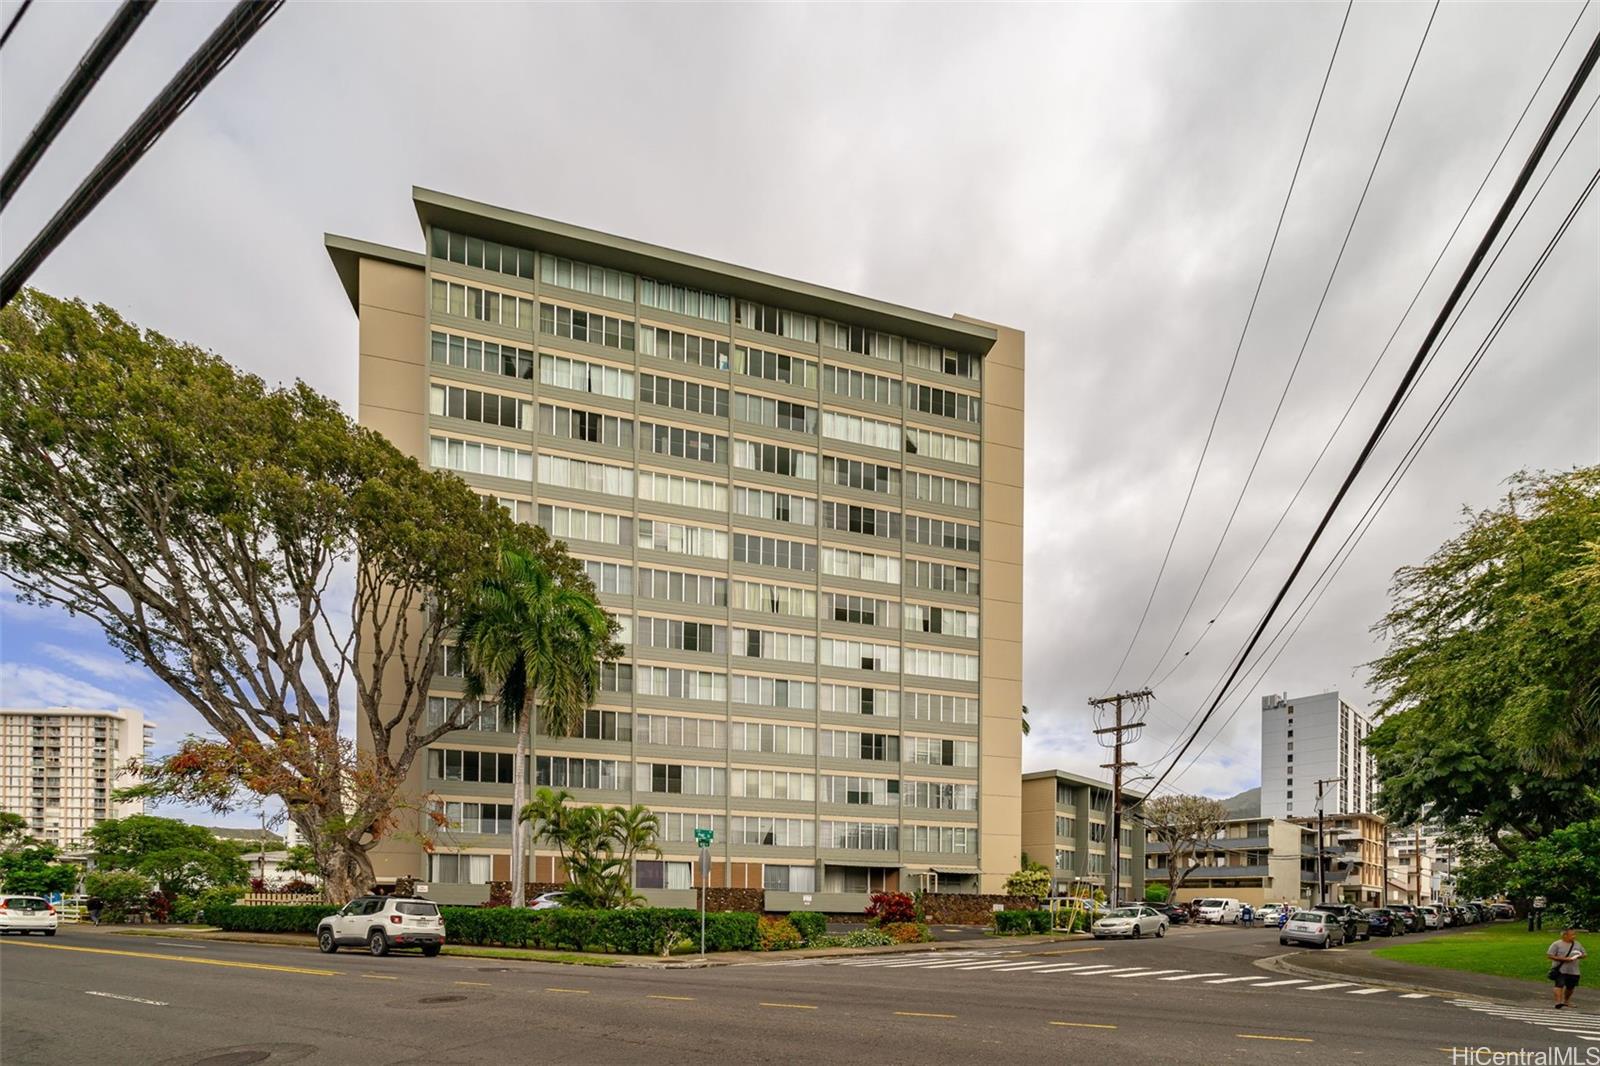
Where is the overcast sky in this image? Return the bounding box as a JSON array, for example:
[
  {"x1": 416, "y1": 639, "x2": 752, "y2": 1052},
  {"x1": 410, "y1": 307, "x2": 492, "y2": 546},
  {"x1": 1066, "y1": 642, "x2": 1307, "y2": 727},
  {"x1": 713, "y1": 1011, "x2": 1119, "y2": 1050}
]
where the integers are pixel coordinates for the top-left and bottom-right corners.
[{"x1": 2, "y1": 1, "x2": 1596, "y2": 822}]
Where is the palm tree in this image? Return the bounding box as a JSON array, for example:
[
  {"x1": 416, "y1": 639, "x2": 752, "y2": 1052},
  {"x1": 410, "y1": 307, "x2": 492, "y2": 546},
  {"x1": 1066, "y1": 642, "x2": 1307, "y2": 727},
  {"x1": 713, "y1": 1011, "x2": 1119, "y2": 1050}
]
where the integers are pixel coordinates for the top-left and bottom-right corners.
[
  {"x1": 1022, "y1": 704, "x2": 1031, "y2": 737},
  {"x1": 609, "y1": 804, "x2": 661, "y2": 896},
  {"x1": 459, "y1": 548, "x2": 611, "y2": 907}
]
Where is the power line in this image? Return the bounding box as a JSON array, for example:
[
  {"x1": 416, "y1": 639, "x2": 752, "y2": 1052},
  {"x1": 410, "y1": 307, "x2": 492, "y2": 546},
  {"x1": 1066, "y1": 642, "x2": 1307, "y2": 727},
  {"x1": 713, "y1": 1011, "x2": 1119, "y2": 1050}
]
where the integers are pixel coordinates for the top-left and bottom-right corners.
[
  {"x1": 1140, "y1": 1, "x2": 1441, "y2": 691},
  {"x1": 1098, "y1": 1, "x2": 1355, "y2": 695},
  {"x1": 1143, "y1": 0, "x2": 1595, "y2": 697},
  {"x1": 0, "y1": 0, "x2": 284, "y2": 306},
  {"x1": 1130, "y1": 27, "x2": 1600, "y2": 811},
  {"x1": 0, "y1": 0, "x2": 33, "y2": 49},
  {"x1": 1, "y1": 0, "x2": 158, "y2": 211}
]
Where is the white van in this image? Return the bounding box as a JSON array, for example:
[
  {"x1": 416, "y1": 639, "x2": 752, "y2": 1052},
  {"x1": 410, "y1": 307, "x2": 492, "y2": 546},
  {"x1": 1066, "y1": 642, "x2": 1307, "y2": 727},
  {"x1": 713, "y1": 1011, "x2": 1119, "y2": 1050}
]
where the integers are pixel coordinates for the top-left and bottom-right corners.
[{"x1": 1192, "y1": 897, "x2": 1243, "y2": 924}]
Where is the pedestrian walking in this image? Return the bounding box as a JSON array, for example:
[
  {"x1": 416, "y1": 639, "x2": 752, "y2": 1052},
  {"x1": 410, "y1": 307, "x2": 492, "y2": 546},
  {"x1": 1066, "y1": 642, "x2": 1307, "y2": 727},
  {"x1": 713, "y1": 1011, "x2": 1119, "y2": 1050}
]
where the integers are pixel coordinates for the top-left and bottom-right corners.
[
  {"x1": 1548, "y1": 927, "x2": 1586, "y2": 1009},
  {"x1": 86, "y1": 896, "x2": 104, "y2": 926},
  {"x1": 1278, "y1": 905, "x2": 1290, "y2": 930},
  {"x1": 1240, "y1": 903, "x2": 1254, "y2": 928}
]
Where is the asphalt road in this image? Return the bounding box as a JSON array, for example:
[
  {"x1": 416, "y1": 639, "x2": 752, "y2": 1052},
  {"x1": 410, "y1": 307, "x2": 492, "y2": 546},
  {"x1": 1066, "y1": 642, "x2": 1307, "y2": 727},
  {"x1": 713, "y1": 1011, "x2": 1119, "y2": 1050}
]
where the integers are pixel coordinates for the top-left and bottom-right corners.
[{"x1": 2, "y1": 923, "x2": 1595, "y2": 1065}]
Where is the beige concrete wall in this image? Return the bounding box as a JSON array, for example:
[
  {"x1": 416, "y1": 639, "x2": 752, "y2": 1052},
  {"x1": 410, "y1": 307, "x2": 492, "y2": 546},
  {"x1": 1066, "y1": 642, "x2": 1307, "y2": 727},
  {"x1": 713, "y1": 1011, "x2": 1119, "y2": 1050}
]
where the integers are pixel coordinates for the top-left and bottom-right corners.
[
  {"x1": 1019, "y1": 776, "x2": 1056, "y2": 876},
  {"x1": 965, "y1": 319, "x2": 1025, "y2": 893},
  {"x1": 353, "y1": 256, "x2": 431, "y2": 883}
]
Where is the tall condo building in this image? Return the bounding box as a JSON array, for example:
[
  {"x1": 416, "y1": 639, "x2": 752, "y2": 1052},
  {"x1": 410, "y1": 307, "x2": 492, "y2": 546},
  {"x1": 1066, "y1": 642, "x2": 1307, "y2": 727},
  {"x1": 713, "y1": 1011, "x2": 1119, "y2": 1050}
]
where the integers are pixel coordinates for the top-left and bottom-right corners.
[
  {"x1": 326, "y1": 188, "x2": 1025, "y2": 906},
  {"x1": 1260, "y1": 690, "x2": 1375, "y2": 820},
  {"x1": 0, "y1": 707, "x2": 152, "y2": 851}
]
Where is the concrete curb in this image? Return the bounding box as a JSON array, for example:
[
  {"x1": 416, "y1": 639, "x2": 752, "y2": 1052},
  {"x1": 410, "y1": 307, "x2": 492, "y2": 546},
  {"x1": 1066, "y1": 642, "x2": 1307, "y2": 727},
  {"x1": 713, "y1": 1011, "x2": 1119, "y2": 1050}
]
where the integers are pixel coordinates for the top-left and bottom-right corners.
[{"x1": 1253, "y1": 950, "x2": 1526, "y2": 1006}]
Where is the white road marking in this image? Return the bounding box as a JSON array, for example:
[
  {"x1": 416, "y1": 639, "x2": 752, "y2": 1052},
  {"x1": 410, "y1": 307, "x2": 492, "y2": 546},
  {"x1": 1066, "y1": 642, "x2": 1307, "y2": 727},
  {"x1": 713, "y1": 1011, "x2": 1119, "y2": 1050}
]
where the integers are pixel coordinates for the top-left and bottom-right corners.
[
  {"x1": 1299, "y1": 982, "x2": 1352, "y2": 991},
  {"x1": 1249, "y1": 979, "x2": 1308, "y2": 988},
  {"x1": 1110, "y1": 969, "x2": 1185, "y2": 978},
  {"x1": 1346, "y1": 988, "x2": 1388, "y2": 995},
  {"x1": 948, "y1": 961, "x2": 1034, "y2": 971},
  {"x1": 988, "y1": 962, "x2": 1068, "y2": 972},
  {"x1": 1054, "y1": 966, "x2": 1120, "y2": 975},
  {"x1": 85, "y1": 991, "x2": 168, "y2": 1006},
  {"x1": 1033, "y1": 965, "x2": 1105, "y2": 973},
  {"x1": 1399, "y1": 993, "x2": 1429, "y2": 999},
  {"x1": 1206, "y1": 976, "x2": 1272, "y2": 984},
  {"x1": 1159, "y1": 972, "x2": 1229, "y2": 981}
]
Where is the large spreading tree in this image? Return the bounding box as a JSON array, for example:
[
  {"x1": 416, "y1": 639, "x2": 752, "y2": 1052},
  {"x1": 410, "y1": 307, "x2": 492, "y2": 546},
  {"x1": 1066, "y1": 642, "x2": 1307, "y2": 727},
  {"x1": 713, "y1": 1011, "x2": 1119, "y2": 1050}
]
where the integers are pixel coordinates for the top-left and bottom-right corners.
[
  {"x1": 0, "y1": 291, "x2": 606, "y2": 902},
  {"x1": 1366, "y1": 466, "x2": 1600, "y2": 858},
  {"x1": 1138, "y1": 793, "x2": 1230, "y2": 897}
]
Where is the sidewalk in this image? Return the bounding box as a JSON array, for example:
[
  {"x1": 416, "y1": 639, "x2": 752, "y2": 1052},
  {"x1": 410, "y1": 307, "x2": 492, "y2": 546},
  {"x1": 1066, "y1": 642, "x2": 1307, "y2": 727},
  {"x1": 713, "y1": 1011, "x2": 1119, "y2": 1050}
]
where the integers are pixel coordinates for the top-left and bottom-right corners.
[
  {"x1": 94, "y1": 922, "x2": 1083, "y2": 968},
  {"x1": 1263, "y1": 939, "x2": 1550, "y2": 1005}
]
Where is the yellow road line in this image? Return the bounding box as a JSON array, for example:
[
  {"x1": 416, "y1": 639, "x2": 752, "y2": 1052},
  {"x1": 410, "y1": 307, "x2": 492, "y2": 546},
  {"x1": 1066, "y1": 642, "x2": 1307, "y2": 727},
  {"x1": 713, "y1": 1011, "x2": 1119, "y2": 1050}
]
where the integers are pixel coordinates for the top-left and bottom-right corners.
[
  {"x1": 895, "y1": 1011, "x2": 956, "y2": 1019},
  {"x1": 1051, "y1": 1022, "x2": 1117, "y2": 1029},
  {"x1": 1237, "y1": 1034, "x2": 1313, "y2": 1043},
  {"x1": 1, "y1": 940, "x2": 336, "y2": 977},
  {"x1": 760, "y1": 1002, "x2": 818, "y2": 1010},
  {"x1": 454, "y1": 981, "x2": 493, "y2": 988},
  {"x1": 545, "y1": 987, "x2": 590, "y2": 995},
  {"x1": 648, "y1": 994, "x2": 695, "y2": 1001}
]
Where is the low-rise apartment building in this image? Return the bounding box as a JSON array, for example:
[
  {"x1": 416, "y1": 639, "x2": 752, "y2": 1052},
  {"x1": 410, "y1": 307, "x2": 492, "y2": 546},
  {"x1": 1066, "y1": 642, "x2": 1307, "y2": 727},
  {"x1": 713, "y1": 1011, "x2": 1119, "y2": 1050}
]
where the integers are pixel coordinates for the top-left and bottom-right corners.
[
  {"x1": 0, "y1": 706, "x2": 152, "y2": 852},
  {"x1": 1020, "y1": 770, "x2": 1145, "y2": 903},
  {"x1": 1293, "y1": 811, "x2": 1390, "y2": 906},
  {"x1": 1144, "y1": 816, "x2": 1318, "y2": 908}
]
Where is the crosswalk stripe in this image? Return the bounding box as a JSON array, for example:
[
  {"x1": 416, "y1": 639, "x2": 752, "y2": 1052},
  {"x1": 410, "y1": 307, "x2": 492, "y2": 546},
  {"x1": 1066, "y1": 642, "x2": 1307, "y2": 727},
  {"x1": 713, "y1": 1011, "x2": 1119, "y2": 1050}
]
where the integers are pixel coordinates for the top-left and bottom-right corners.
[
  {"x1": 989, "y1": 963, "x2": 1068, "y2": 972},
  {"x1": 1249, "y1": 979, "x2": 1307, "y2": 988},
  {"x1": 1092, "y1": 967, "x2": 1162, "y2": 976},
  {"x1": 1057, "y1": 966, "x2": 1120, "y2": 975},
  {"x1": 1399, "y1": 993, "x2": 1429, "y2": 999},
  {"x1": 1346, "y1": 988, "x2": 1388, "y2": 995},
  {"x1": 1034, "y1": 965, "x2": 1105, "y2": 973},
  {"x1": 1299, "y1": 983, "x2": 1352, "y2": 991},
  {"x1": 1159, "y1": 973, "x2": 1229, "y2": 981},
  {"x1": 1110, "y1": 969, "x2": 1184, "y2": 979},
  {"x1": 1207, "y1": 976, "x2": 1271, "y2": 984},
  {"x1": 949, "y1": 961, "x2": 1033, "y2": 971}
]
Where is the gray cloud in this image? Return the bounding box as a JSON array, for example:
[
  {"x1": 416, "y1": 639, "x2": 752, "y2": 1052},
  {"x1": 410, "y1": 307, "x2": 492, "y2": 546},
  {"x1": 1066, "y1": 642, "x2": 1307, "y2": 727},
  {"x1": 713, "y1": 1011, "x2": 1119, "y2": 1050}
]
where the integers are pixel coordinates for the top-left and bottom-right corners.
[{"x1": 3, "y1": 1, "x2": 1595, "y2": 799}]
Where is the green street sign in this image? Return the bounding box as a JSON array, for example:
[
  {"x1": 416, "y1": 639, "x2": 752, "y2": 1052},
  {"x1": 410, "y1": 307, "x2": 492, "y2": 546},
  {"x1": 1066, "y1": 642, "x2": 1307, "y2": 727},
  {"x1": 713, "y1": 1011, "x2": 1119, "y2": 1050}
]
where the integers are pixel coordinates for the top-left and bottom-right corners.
[{"x1": 694, "y1": 828, "x2": 714, "y2": 847}]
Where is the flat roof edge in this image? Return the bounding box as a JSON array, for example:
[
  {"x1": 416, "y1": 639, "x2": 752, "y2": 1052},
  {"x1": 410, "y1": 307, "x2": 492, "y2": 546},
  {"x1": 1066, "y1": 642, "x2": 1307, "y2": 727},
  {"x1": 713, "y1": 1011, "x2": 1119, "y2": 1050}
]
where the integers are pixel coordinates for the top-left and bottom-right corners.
[
  {"x1": 324, "y1": 233, "x2": 425, "y2": 312},
  {"x1": 410, "y1": 186, "x2": 1001, "y2": 353}
]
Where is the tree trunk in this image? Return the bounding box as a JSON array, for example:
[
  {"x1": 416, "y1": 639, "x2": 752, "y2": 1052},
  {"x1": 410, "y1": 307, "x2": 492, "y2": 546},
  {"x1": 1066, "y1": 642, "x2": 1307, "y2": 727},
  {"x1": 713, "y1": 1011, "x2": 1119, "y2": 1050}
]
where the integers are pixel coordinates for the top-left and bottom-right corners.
[
  {"x1": 512, "y1": 708, "x2": 530, "y2": 909},
  {"x1": 321, "y1": 838, "x2": 376, "y2": 905}
]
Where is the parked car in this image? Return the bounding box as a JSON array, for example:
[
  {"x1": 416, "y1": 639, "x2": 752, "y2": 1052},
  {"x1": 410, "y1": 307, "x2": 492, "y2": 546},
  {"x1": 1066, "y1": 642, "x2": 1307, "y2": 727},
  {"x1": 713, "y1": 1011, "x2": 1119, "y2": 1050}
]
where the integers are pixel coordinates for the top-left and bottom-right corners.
[
  {"x1": 1192, "y1": 897, "x2": 1243, "y2": 924},
  {"x1": 1092, "y1": 905, "x2": 1168, "y2": 940},
  {"x1": 1281, "y1": 909, "x2": 1347, "y2": 949},
  {"x1": 0, "y1": 895, "x2": 58, "y2": 936},
  {"x1": 1420, "y1": 905, "x2": 1442, "y2": 929},
  {"x1": 1257, "y1": 904, "x2": 1284, "y2": 927},
  {"x1": 530, "y1": 891, "x2": 567, "y2": 911},
  {"x1": 1491, "y1": 902, "x2": 1516, "y2": 920},
  {"x1": 317, "y1": 895, "x2": 444, "y2": 956},
  {"x1": 1310, "y1": 903, "x2": 1370, "y2": 942},
  {"x1": 1363, "y1": 908, "x2": 1405, "y2": 937},
  {"x1": 1153, "y1": 903, "x2": 1191, "y2": 925},
  {"x1": 1390, "y1": 904, "x2": 1424, "y2": 932}
]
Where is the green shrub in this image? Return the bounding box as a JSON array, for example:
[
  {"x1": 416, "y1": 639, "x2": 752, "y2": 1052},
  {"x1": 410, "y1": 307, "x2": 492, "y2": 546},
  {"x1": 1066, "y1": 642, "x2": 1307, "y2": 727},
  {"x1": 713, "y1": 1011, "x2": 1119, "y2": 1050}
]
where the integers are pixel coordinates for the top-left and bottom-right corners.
[
  {"x1": 993, "y1": 909, "x2": 1035, "y2": 935},
  {"x1": 1144, "y1": 883, "x2": 1170, "y2": 903},
  {"x1": 702, "y1": 910, "x2": 759, "y2": 952},
  {"x1": 786, "y1": 910, "x2": 828, "y2": 943},
  {"x1": 83, "y1": 870, "x2": 153, "y2": 922},
  {"x1": 757, "y1": 916, "x2": 803, "y2": 951},
  {"x1": 882, "y1": 922, "x2": 933, "y2": 944},
  {"x1": 1027, "y1": 909, "x2": 1053, "y2": 934},
  {"x1": 208, "y1": 903, "x2": 338, "y2": 933}
]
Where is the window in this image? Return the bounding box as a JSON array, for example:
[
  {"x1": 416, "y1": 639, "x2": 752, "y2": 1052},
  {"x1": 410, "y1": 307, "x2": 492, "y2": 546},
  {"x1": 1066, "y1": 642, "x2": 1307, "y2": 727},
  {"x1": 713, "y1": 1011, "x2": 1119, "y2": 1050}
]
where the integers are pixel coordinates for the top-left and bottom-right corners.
[
  {"x1": 538, "y1": 504, "x2": 632, "y2": 547},
  {"x1": 537, "y1": 453, "x2": 634, "y2": 496},
  {"x1": 731, "y1": 579, "x2": 817, "y2": 619},
  {"x1": 903, "y1": 648, "x2": 978, "y2": 682},
  {"x1": 635, "y1": 666, "x2": 726, "y2": 702},
  {"x1": 733, "y1": 486, "x2": 817, "y2": 527},
  {"x1": 638, "y1": 518, "x2": 728, "y2": 560},
  {"x1": 819, "y1": 548, "x2": 899, "y2": 585},
  {"x1": 903, "y1": 780, "x2": 978, "y2": 811},
  {"x1": 539, "y1": 301, "x2": 636, "y2": 351},
  {"x1": 637, "y1": 616, "x2": 727, "y2": 655},
  {"x1": 906, "y1": 427, "x2": 979, "y2": 465},
  {"x1": 637, "y1": 762, "x2": 725, "y2": 796},
  {"x1": 539, "y1": 353, "x2": 633, "y2": 399},
  {"x1": 730, "y1": 674, "x2": 816, "y2": 710},
  {"x1": 907, "y1": 560, "x2": 980, "y2": 595},
  {"x1": 734, "y1": 345, "x2": 817, "y2": 389},
  {"x1": 732, "y1": 439, "x2": 817, "y2": 480},
  {"x1": 432, "y1": 330, "x2": 534, "y2": 380},
  {"x1": 640, "y1": 372, "x2": 729, "y2": 418},
  {"x1": 1088, "y1": 822, "x2": 1107, "y2": 843},
  {"x1": 823, "y1": 364, "x2": 901, "y2": 407},
  {"x1": 584, "y1": 560, "x2": 634, "y2": 596},
  {"x1": 733, "y1": 533, "x2": 816, "y2": 573},
  {"x1": 730, "y1": 769, "x2": 815, "y2": 801},
  {"x1": 536, "y1": 756, "x2": 630, "y2": 790},
  {"x1": 823, "y1": 456, "x2": 900, "y2": 496},
  {"x1": 732, "y1": 627, "x2": 816, "y2": 664},
  {"x1": 821, "y1": 321, "x2": 902, "y2": 362},
  {"x1": 539, "y1": 404, "x2": 633, "y2": 449},
  {"x1": 640, "y1": 420, "x2": 728, "y2": 465},
  {"x1": 821, "y1": 410, "x2": 900, "y2": 452},
  {"x1": 430, "y1": 435, "x2": 533, "y2": 480},
  {"x1": 432, "y1": 279, "x2": 536, "y2": 329},
  {"x1": 819, "y1": 684, "x2": 899, "y2": 718},
  {"x1": 907, "y1": 471, "x2": 979, "y2": 510},
  {"x1": 730, "y1": 817, "x2": 815, "y2": 847},
  {"x1": 426, "y1": 696, "x2": 514, "y2": 733},
  {"x1": 904, "y1": 692, "x2": 977, "y2": 725},
  {"x1": 641, "y1": 278, "x2": 730, "y2": 323},
  {"x1": 734, "y1": 392, "x2": 817, "y2": 434},
  {"x1": 819, "y1": 729, "x2": 900, "y2": 761},
  {"x1": 638, "y1": 324, "x2": 730, "y2": 369},
  {"x1": 819, "y1": 820, "x2": 898, "y2": 851},
  {"x1": 907, "y1": 382, "x2": 980, "y2": 423},
  {"x1": 637, "y1": 471, "x2": 728, "y2": 512},
  {"x1": 634, "y1": 859, "x2": 694, "y2": 890},
  {"x1": 553, "y1": 709, "x2": 632, "y2": 741},
  {"x1": 904, "y1": 341, "x2": 980, "y2": 381},
  {"x1": 763, "y1": 864, "x2": 817, "y2": 892},
  {"x1": 907, "y1": 825, "x2": 977, "y2": 854},
  {"x1": 538, "y1": 253, "x2": 635, "y2": 302},
  {"x1": 637, "y1": 566, "x2": 728, "y2": 607},
  {"x1": 820, "y1": 774, "x2": 898, "y2": 806},
  {"x1": 907, "y1": 736, "x2": 977, "y2": 767},
  {"x1": 730, "y1": 722, "x2": 815, "y2": 756},
  {"x1": 735, "y1": 301, "x2": 816, "y2": 343},
  {"x1": 903, "y1": 604, "x2": 978, "y2": 638},
  {"x1": 904, "y1": 514, "x2": 980, "y2": 552},
  {"x1": 819, "y1": 638, "x2": 900, "y2": 672},
  {"x1": 428, "y1": 853, "x2": 492, "y2": 885},
  {"x1": 430, "y1": 748, "x2": 515, "y2": 784},
  {"x1": 635, "y1": 714, "x2": 725, "y2": 749},
  {"x1": 434, "y1": 802, "x2": 515, "y2": 835},
  {"x1": 430, "y1": 228, "x2": 534, "y2": 279},
  {"x1": 823, "y1": 593, "x2": 900, "y2": 629},
  {"x1": 821, "y1": 501, "x2": 901, "y2": 540},
  {"x1": 659, "y1": 812, "x2": 725, "y2": 844}
]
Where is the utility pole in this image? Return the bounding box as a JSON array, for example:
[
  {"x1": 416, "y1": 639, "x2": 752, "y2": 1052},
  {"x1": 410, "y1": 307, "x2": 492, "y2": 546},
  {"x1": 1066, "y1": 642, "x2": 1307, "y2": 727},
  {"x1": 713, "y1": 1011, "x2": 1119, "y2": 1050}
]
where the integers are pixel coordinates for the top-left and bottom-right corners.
[
  {"x1": 1090, "y1": 689, "x2": 1150, "y2": 909},
  {"x1": 1313, "y1": 777, "x2": 1340, "y2": 905}
]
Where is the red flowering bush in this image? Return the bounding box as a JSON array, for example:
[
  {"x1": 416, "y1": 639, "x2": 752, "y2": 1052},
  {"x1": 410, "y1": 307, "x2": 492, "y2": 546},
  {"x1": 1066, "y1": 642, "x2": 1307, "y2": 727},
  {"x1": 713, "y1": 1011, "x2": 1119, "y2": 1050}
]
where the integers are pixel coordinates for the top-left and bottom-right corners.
[{"x1": 865, "y1": 891, "x2": 916, "y2": 925}]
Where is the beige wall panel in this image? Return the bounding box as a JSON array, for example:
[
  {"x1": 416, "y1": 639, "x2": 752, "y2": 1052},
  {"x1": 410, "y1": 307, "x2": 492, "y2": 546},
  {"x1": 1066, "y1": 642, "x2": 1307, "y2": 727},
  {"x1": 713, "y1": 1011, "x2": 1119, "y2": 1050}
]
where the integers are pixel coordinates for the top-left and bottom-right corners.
[
  {"x1": 986, "y1": 520, "x2": 1023, "y2": 561},
  {"x1": 359, "y1": 306, "x2": 427, "y2": 369},
  {"x1": 358, "y1": 405, "x2": 425, "y2": 460},
  {"x1": 360, "y1": 257, "x2": 427, "y2": 317},
  {"x1": 361, "y1": 355, "x2": 427, "y2": 418},
  {"x1": 986, "y1": 443, "x2": 1023, "y2": 489},
  {"x1": 983, "y1": 637, "x2": 1023, "y2": 679},
  {"x1": 985, "y1": 561, "x2": 1024, "y2": 607},
  {"x1": 985, "y1": 482, "x2": 1024, "y2": 522}
]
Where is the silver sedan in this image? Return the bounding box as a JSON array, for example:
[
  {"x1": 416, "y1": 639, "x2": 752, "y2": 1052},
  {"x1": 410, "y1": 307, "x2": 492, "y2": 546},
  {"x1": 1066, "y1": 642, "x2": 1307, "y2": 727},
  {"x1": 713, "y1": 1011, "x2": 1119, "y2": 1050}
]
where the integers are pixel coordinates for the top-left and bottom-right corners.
[{"x1": 1092, "y1": 906, "x2": 1168, "y2": 939}]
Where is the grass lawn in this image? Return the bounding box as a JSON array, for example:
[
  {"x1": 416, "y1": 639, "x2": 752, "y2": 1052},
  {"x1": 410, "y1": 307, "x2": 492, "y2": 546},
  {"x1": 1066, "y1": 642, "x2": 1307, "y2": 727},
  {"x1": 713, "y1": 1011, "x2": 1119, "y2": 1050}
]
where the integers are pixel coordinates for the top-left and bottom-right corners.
[{"x1": 1372, "y1": 926, "x2": 1565, "y2": 983}]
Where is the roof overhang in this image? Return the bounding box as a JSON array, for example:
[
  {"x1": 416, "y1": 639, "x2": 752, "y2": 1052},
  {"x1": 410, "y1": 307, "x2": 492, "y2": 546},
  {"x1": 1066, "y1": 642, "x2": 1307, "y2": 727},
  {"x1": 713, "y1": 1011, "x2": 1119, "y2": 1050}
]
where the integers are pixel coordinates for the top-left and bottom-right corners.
[
  {"x1": 411, "y1": 186, "x2": 997, "y2": 355},
  {"x1": 324, "y1": 233, "x2": 426, "y2": 312}
]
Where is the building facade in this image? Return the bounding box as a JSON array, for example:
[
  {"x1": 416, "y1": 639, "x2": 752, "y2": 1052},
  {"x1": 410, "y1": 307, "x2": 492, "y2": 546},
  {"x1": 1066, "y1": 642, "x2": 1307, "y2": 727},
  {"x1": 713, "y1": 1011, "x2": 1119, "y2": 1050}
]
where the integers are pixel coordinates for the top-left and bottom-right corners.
[
  {"x1": 1144, "y1": 816, "x2": 1318, "y2": 908},
  {"x1": 0, "y1": 707, "x2": 152, "y2": 852},
  {"x1": 1292, "y1": 811, "x2": 1392, "y2": 906},
  {"x1": 1260, "y1": 690, "x2": 1376, "y2": 820},
  {"x1": 1020, "y1": 770, "x2": 1145, "y2": 903},
  {"x1": 328, "y1": 188, "x2": 1024, "y2": 907}
]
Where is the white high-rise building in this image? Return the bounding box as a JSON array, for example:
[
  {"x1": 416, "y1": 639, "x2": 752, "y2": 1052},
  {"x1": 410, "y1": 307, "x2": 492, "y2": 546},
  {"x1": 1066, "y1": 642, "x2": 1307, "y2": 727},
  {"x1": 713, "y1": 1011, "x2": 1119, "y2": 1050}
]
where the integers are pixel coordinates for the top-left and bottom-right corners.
[
  {"x1": 0, "y1": 707, "x2": 154, "y2": 852},
  {"x1": 1259, "y1": 691, "x2": 1375, "y2": 820}
]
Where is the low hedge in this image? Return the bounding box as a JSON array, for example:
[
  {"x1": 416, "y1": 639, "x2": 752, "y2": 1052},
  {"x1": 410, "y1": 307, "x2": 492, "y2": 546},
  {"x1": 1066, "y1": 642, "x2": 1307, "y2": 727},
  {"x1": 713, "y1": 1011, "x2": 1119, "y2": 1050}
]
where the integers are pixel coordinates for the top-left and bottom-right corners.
[
  {"x1": 209, "y1": 903, "x2": 758, "y2": 954},
  {"x1": 787, "y1": 910, "x2": 828, "y2": 943},
  {"x1": 993, "y1": 908, "x2": 1054, "y2": 935}
]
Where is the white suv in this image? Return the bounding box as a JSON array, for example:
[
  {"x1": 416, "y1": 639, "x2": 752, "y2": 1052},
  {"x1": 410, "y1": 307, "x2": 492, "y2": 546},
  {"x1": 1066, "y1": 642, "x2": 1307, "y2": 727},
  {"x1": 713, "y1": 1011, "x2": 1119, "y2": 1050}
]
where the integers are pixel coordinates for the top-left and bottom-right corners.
[{"x1": 317, "y1": 896, "x2": 444, "y2": 957}]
